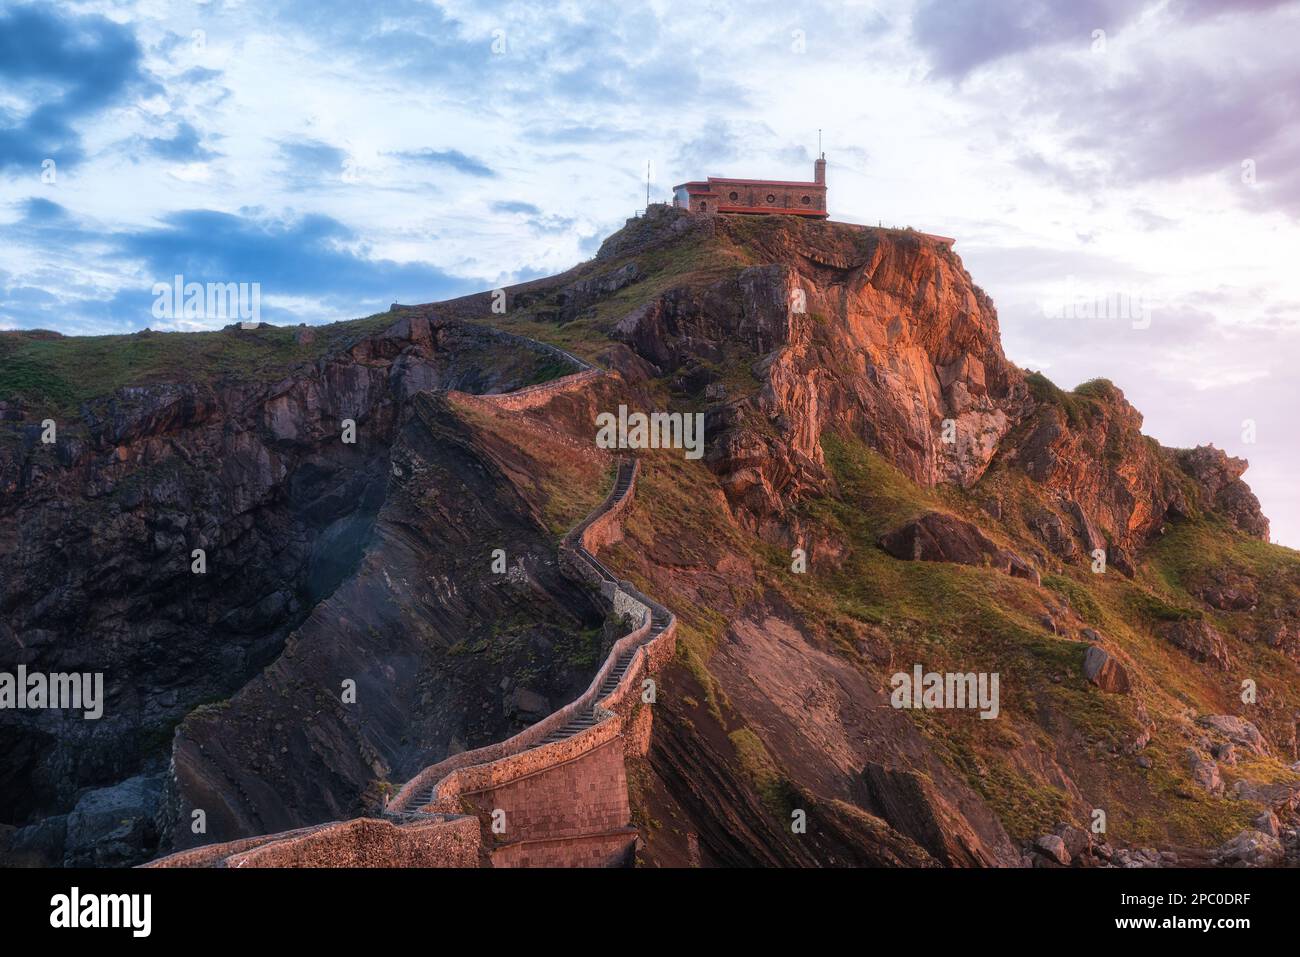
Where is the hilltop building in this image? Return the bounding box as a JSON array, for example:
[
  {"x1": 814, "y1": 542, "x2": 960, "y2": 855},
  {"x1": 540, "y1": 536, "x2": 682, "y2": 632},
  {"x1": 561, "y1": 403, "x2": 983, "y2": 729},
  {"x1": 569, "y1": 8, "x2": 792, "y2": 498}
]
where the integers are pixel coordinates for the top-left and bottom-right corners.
[{"x1": 672, "y1": 155, "x2": 828, "y2": 219}]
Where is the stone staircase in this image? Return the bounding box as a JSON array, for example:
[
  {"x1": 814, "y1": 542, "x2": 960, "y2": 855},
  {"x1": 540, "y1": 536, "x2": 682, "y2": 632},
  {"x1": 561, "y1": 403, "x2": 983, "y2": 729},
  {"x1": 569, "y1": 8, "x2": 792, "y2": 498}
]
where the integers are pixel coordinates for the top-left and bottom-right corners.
[
  {"x1": 149, "y1": 333, "x2": 677, "y2": 867},
  {"x1": 534, "y1": 606, "x2": 670, "y2": 748},
  {"x1": 396, "y1": 456, "x2": 665, "y2": 817}
]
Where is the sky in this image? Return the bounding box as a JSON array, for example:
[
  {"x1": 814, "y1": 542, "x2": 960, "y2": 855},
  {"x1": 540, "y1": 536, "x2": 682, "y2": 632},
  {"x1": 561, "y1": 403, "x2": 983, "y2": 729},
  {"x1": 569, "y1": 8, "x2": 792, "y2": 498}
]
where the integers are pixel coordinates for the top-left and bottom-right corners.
[{"x1": 0, "y1": 0, "x2": 1297, "y2": 545}]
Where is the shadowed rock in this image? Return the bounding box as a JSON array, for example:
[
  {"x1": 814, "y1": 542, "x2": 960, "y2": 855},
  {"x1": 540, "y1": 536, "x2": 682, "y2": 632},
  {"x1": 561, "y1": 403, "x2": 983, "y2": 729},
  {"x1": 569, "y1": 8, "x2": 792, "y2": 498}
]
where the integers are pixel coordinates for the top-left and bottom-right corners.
[
  {"x1": 859, "y1": 762, "x2": 1020, "y2": 867},
  {"x1": 1159, "y1": 619, "x2": 1234, "y2": 671}
]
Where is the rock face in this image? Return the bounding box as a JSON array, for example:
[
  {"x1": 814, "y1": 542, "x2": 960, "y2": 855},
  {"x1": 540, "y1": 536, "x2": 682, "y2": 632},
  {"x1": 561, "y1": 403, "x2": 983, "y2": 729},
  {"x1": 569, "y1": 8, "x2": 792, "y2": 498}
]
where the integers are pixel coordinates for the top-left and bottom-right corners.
[
  {"x1": 164, "y1": 391, "x2": 609, "y2": 849},
  {"x1": 0, "y1": 317, "x2": 607, "y2": 862},
  {"x1": 603, "y1": 213, "x2": 1025, "y2": 527},
  {"x1": 584, "y1": 210, "x2": 1269, "y2": 568},
  {"x1": 4, "y1": 208, "x2": 1291, "y2": 870}
]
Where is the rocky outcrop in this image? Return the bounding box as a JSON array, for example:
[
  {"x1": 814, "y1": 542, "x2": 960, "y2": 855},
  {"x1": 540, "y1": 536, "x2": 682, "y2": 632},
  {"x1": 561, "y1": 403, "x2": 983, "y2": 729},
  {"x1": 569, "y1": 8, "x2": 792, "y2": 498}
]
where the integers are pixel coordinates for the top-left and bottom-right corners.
[
  {"x1": 1186, "y1": 749, "x2": 1224, "y2": 795},
  {"x1": 1198, "y1": 715, "x2": 1268, "y2": 756},
  {"x1": 859, "y1": 762, "x2": 1020, "y2": 867},
  {"x1": 1159, "y1": 619, "x2": 1235, "y2": 671},
  {"x1": 601, "y1": 211, "x2": 1025, "y2": 531},
  {"x1": 584, "y1": 210, "x2": 1269, "y2": 571},
  {"x1": 6, "y1": 207, "x2": 1292, "y2": 871},
  {"x1": 1177, "y1": 446, "x2": 1270, "y2": 540},
  {"x1": 1211, "y1": 828, "x2": 1285, "y2": 867}
]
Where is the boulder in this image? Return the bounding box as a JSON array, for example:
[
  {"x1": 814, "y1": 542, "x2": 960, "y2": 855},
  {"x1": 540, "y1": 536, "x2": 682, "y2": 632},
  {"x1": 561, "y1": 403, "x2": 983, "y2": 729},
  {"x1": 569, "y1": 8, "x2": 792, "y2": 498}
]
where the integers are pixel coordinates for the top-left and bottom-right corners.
[
  {"x1": 1055, "y1": 822, "x2": 1092, "y2": 860},
  {"x1": 1232, "y1": 779, "x2": 1300, "y2": 813},
  {"x1": 1197, "y1": 715, "x2": 1268, "y2": 756},
  {"x1": 1033, "y1": 834, "x2": 1071, "y2": 866},
  {"x1": 1185, "y1": 749, "x2": 1223, "y2": 796},
  {"x1": 63, "y1": 773, "x2": 164, "y2": 867},
  {"x1": 1197, "y1": 580, "x2": 1257, "y2": 612},
  {"x1": 1082, "y1": 645, "x2": 1130, "y2": 694},
  {"x1": 1254, "y1": 811, "x2": 1281, "y2": 838},
  {"x1": 3, "y1": 814, "x2": 67, "y2": 867},
  {"x1": 1211, "y1": 742, "x2": 1238, "y2": 766},
  {"x1": 878, "y1": 512, "x2": 1001, "y2": 566},
  {"x1": 878, "y1": 512, "x2": 1039, "y2": 586},
  {"x1": 1212, "y1": 829, "x2": 1284, "y2": 867}
]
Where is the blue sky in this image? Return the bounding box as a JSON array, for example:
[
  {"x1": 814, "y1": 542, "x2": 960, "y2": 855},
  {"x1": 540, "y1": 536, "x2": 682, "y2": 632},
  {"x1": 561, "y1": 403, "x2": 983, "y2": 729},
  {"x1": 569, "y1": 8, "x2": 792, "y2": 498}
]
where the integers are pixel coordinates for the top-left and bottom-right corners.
[{"x1": 1, "y1": 0, "x2": 1298, "y2": 545}]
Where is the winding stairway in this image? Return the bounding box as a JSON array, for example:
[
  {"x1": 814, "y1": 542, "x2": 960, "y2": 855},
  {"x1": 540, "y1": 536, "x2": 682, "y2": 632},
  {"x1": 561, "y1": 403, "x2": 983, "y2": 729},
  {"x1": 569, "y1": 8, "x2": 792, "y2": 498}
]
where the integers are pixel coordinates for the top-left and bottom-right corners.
[
  {"x1": 148, "y1": 334, "x2": 677, "y2": 868},
  {"x1": 395, "y1": 457, "x2": 674, "y2": 822}
]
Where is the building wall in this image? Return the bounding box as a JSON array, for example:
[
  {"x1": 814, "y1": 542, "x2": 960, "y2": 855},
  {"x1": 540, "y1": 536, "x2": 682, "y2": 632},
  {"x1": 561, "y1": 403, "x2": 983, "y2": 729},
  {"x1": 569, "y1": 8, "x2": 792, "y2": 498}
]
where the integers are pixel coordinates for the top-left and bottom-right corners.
[{"x1": 710, "y1": 179, "x2": 826, "y2": 215}]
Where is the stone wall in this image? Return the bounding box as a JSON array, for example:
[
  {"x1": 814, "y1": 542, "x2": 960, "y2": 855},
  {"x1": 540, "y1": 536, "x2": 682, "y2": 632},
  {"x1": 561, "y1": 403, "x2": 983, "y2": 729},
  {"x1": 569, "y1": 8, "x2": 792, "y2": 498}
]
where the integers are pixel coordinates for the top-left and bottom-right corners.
[
  {"x1": 148, "y1": 815, "x2": 479, "y2": 868},
  {"x1": 474, "y1": 368, "x2": 604, "y2": 412},
  {"x1": 469, "y1": 737, "x2": 631, "y2": 846},
  {"x1": 491, "y1": 828, "x2": 637, "y2": 868}
]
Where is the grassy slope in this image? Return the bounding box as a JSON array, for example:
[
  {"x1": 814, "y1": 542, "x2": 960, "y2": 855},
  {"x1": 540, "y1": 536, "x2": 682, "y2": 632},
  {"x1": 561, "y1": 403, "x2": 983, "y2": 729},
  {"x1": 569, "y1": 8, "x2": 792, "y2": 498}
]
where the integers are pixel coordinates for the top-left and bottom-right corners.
[
  {"x1": 463, "y1": 214, "x2": 1300, "y2": 851},
  {"x1": 616, "y1": 425, "x2": 1297, "y2": 849},
  {"x1": 0, "y1": 314, "x2": 402, "y2": 422}
]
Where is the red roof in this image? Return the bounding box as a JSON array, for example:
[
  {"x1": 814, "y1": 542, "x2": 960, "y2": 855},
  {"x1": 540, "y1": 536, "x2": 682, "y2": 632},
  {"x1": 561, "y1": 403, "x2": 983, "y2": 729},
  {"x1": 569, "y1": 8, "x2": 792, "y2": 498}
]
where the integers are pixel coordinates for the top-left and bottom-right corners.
[
  {"x1": 706, "y1": 176, "x2": 824, "y2": 189},
  {"x1": 673, "y1": 176, "x2": 825, "y2": 191}
]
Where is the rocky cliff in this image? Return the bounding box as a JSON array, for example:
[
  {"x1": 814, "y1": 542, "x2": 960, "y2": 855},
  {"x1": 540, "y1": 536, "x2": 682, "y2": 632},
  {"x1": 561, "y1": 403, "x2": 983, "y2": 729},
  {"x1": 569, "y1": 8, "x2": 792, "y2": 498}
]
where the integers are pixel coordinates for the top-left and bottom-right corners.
[
  {"x1": 1, "y1": 317, "x2": 611, "y2": 863},
  {"x1": 3, "y1": 206, "x2": 1297, "y2": 868}
]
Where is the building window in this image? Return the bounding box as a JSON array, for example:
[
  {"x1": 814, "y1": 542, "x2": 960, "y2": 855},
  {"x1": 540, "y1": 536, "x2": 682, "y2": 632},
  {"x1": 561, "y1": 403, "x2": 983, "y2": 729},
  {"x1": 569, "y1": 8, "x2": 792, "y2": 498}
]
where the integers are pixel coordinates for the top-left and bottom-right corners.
[
  {"x1": 729, "y1": 191, "x2": 738, "y2": 201},
  {"x1": 699, "y1": 201, "x2": 706, "y2": 211},
  {"x1": 801, "y1": 195, "x2": 810, "y2": 205},
  {"x1": 765, "y1": 193, "x2": 776, "y2": 203}
]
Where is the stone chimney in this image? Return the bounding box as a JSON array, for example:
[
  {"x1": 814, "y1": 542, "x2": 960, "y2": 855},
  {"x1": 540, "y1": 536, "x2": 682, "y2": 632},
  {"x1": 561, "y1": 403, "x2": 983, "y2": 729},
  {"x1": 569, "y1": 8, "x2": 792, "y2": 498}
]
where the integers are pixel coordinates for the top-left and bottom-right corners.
[{"x1": 814, "y1": 154, "x2": 826, "y2": 185}]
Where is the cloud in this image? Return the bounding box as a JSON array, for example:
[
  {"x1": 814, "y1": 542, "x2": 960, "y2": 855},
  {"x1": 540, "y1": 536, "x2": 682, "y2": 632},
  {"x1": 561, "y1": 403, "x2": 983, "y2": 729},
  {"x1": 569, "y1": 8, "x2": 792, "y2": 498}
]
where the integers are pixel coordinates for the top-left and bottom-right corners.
[
  {"x1": 392, "y1": 148, "x2": 496, "y2": 177},
  {"x1": 277, "y1": 139, "x2": 350, "y2": 189},
  {"x1": 911, "y1": 0, "x2": 1127, "y2": 79},
  {"x1": 912, "y1": 0, "x2": 1298, "y2": 80},
  {"x1": 0, "y1": 4, "x2": 154, "y2": 169},
  {"x1": 113, "y1": 209, "x2": 475, "y2": 306},
  {"x1": 140, "y1": 122, "x2": 217, "y2": 162},
  {"x1": 915, "y1": 1, "x2": 1300, "y2": 218},
  {"x1": 17, "y1": 197, "x2": 70, "y2": 224},
  {"x1": 491, "y1": 201, "x2": 542, "y2": 216},
  {"x1": 0, "y1": 206, "x2": 478, "y2": 331}
]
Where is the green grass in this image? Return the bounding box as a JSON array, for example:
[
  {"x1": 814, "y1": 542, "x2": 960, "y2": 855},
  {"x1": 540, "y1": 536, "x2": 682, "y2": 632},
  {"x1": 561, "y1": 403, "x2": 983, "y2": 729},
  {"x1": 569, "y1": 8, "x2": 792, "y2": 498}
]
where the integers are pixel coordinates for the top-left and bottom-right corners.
[
  {"x1": 1043, "y1": 573, "x2": 1105, "y2": 626},
  {"x1": 1024, "y1": 370, "x2": 1106, "y2": 430},
  {"x1": 728, "y1": 727, "x2": 790, "y2": 815},
  {"x1": 0, "y1": 314, "x2": 398, "y2": 420}
]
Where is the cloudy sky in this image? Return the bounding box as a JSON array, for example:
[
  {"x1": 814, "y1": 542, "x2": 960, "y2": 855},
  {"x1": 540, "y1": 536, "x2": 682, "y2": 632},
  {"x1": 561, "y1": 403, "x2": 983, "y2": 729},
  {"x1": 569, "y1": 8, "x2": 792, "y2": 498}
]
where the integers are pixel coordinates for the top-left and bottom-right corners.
[{"x1": 1, "y1": 0, "x2": 1297, "y2": 545}]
